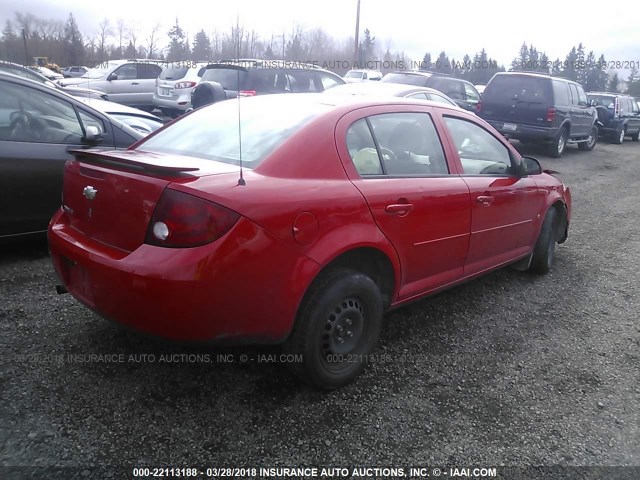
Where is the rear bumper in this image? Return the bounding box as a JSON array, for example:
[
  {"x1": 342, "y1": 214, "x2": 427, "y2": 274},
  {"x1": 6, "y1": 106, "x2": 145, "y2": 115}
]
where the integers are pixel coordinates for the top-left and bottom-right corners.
[
  {"x1": 483, "y1": 119, "x2": 557, "y2": 142},
  {"x1": 48, "y1": 210, "x2": 319, "y2": 343},
  {"x1": 152, "y1": 92, "x2": 192, "y2": 111}
]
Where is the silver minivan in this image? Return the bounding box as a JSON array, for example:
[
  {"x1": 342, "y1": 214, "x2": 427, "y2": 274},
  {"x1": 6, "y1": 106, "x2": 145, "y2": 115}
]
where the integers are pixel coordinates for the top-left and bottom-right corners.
[
  {"x1": 58, "y1": 59, "x2": 164, "y2": 111},
  {"x1": 153, "y1": 62, "x2": 210, "y2": 116}
]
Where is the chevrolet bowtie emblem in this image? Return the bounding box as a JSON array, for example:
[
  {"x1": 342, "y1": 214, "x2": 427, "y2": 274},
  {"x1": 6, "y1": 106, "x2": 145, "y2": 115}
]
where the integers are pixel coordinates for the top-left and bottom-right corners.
[{"x1": 83, "y1": 186, "x2": 97, "y2": 201}]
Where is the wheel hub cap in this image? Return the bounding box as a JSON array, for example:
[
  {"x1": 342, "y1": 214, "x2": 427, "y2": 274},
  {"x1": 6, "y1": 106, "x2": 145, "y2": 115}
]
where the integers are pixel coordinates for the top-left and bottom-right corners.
[{"x1": 322, "y1": 298, "x2": 364, "y2": 356}]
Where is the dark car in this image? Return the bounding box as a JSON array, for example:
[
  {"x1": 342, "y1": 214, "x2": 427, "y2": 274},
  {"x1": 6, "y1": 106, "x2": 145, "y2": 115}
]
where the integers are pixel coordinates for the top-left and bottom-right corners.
[
  {"x1": 587, "y1": 92, "x2": 640, "y2": 143},
  {"x1": 477, "y1": 72, "x2": 598, "y2": 158},
  {"x1": 49, "y1": 93, "x2": 571, "y2": 389},
  {"x1": 190, "y1": 59, "x2": 345, "y2": 109},
  {"x1": 380, "y1": 71, "x2": 480, "y2": 112},
  {"x1": 0, "y1": 60, "x2": 108, "y2": 100},
  {"x1": 0, "y1": 72, "x2": 145, "y2": 238}
]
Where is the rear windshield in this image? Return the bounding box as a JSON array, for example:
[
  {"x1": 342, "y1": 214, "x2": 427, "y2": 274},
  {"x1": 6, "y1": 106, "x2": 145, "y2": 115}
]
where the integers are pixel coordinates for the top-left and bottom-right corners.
[
  {"x1": 381, "y1": 73, "x2": 429, "y2": 86},
  {"x1": 159, "y1": 66, "x2": 189, "y2": 80},
  {"x1": 587, "y1": 95, "x2": 615, "y2": 108},
  {"x1": 484, "y1": 75, "x2": 551, "y2": 103},
  {"x1": 137, "y1": 97, "x2": 331, "y2": 167},
  {"x1": 345, "y1": 71, "x2": 364, "y2": 79},
  {"x1": 200, "y1": 68, "x2": 248, "y2": 90}
]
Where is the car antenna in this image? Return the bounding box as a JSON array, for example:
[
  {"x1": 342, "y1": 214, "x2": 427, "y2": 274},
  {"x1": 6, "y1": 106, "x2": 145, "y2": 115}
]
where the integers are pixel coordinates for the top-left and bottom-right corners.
[{"x1": 235, "y1": 13, "x2": 246, "y2": 186}]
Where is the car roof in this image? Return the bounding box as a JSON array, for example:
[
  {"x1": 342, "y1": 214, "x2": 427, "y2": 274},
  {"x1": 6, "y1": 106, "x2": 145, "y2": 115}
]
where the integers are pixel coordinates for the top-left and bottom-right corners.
[
  {"x1": 326, "y1": 81, "x2": 446, "y2": 97},
  {"x1": 497, "y1": 71, "x2": 578, "y2": 83},
  {"x1": 206, "y1": 59, "x2": 327, "y2": 72}
]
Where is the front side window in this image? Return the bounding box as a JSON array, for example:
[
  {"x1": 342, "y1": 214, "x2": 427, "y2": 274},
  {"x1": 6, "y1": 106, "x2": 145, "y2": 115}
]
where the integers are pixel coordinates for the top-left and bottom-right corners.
[
  {"x1": 444, "y1": 116, "x2": 513, "y2": 175},
  {"x1": 428, "y1": 93, "x2": 457, "y2": 107},
  {"x1": 576, "y1": 86, "x2": 588, "y2": 106},
  {"x1": 0, "y1": 81, "x2": 83, "y2": 144},
  {"x1": 113, "y1": 64, "x2": 137, "y2": 80},
  {"x1": 360, "y1": 112, "x2": 449, "y2": 175},
  {"x1": 568, "y1": 84, "x2": 580, "y2": 106},
  {"x1": 406, "y1": 92, "x2": 428, "y2": 100},
  {"x1": 138, "y1": 63, "x2": 162, "y2": 80}
]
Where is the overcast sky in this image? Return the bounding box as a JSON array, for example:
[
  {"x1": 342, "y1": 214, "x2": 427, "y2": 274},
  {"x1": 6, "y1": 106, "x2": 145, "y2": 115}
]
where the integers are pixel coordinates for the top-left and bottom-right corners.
[{"x1": 2, "y1": 0, "x2": 639, "y2": 73}]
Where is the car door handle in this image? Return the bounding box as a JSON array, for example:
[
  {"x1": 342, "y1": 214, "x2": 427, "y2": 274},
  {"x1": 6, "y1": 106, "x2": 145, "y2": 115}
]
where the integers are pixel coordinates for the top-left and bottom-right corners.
[
  {"x1": 131, "y1": 82, "x2": 139, "y2": 85},
  {"x1": 476, "y1": 195, "x2": 494, "y2": 206},
  {"x1": 385, "y1": 203, "x2": 414, "y2": 215}
]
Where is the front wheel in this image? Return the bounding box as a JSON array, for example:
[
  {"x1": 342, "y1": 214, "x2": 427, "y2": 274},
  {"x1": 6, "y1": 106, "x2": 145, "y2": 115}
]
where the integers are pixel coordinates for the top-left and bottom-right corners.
[
  {"x1": 529, "y1": 208, "x2": 558, "y2": 274},
  {"x1": 283, "y1": 268, "x2": 383, "y2": 389},
  {"x1": 578, "y1": 126, "x2": 598, "y2": 151},
  {"x1": 631, "y1": 130, "x2": 639, "y2": 142}
]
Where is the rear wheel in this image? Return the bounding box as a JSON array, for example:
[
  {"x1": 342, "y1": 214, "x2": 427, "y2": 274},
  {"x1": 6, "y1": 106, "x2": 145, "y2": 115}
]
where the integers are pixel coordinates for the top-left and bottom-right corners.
[
  {"x1": 548, "y1": 128, "x2": 567, "y2": 158},
  {"x1": 529, "y1": 208, "x2": 558, "y2": 274},
  {"x1": 631, "y1": 130, "x2": 639, "y2": 142},
  {"x1": 578, "y1": 126, "x2": 598, "y2": 151},
  {"x1": 283, "y1": 268, "x2": 383, "y2": 389},
  {"x1": 612, "y1": 126, "x2": 625, "y2": 144}
]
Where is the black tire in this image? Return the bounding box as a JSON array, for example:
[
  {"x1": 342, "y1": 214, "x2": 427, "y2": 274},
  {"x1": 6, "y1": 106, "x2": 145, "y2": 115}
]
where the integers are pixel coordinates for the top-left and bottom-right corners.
[
  {"x1": 547, "y1": 128, "x2": 567, "y2": 158},
  {"x1": 529, "y1": 208, "x2": 558, "y2": 274},
  {"x1": 578, "y1": 125, "x2": 598, "y2": 151},
  {"x1": 283, "y1": 268, "x2": 383, "y2": 389},
  {"x1": 631, "y1": 131, "x2": 639, "y2": 142},
  {"x1": 612, "y1": 126, "x2": 625, "y2": 144},
  {"x1": 191, "y1": 81, "x2": 225, "y2": 109}
]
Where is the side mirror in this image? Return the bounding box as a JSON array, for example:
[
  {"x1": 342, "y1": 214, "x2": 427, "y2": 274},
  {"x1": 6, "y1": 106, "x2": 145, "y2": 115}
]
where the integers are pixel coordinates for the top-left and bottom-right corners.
[
  {"x1": 590, "y1": 99, "x2": 598, "y2": 107},
  {"x1": 83, "y1": 125, "x2": 103, "y2": 145},
  {"x1": 107, "y1": 73, "x2": 118, "y2": 81},
  {"x1": 521, "y1": 156, "x2": 542, "y2": 176}
]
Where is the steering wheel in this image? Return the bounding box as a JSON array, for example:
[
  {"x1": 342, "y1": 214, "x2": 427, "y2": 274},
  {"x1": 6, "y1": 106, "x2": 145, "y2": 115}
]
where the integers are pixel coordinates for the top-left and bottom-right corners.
[
  {"x1": 9, "y1": 111, "x2": 33, "y2": 140},
  {"x1": 379, "y1": 147, "x2": 397, "y2": 162}
]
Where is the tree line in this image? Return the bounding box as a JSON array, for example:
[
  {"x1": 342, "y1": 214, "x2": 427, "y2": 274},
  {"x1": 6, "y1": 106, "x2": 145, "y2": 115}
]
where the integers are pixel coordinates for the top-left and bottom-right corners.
[{"x1": 1, "y1": 11, "x2": 639, "y2": 95}]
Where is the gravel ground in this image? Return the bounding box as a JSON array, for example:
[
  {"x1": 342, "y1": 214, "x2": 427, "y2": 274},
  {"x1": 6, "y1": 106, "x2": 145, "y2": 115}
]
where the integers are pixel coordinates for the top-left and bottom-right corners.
[{"x1": 1, "y1": 140, "x2": 639, "y2": 479}]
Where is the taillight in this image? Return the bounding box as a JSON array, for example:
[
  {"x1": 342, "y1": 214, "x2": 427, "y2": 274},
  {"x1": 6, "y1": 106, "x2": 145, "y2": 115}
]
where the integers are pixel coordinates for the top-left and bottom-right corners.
[
  {"x1": 614, "y1": 98, "x2": 619, "y2": 117},
  {"x1": 239, "y1": 90, "x2": 257, "y2": 97},
  {"x1": 174, "y1": 81, "x2": 197, "y2": 89},
  {"x1": 546, "y1": 107, "x2": 556, "y2": 123},
  {"x1": 145, "y1": 189, "x2": 240, "y2": 248},
  {"x1": 476, "y1": 100, "x2": 482, "y2": 114}
]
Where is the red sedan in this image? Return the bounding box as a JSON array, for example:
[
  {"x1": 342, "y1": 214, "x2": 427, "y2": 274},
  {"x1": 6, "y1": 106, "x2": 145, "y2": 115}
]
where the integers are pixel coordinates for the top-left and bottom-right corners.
[{"x1": 49, "y1": 94, "x2": 571, "y2": 389}]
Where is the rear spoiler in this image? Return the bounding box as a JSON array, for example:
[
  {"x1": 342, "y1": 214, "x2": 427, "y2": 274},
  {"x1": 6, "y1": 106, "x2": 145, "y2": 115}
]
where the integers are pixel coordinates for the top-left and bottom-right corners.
[{"x1": 69, "y1": 149, "x2": 200, "y2": 174}]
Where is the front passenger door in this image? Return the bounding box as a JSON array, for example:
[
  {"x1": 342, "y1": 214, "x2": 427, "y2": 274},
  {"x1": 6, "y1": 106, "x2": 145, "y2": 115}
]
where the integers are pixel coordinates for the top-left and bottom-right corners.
[
  {"x1": 0, "y1": 80, "x2": 111, "y2": 236},
  {"x1": 442, "y1": 116, "x2": 544, "y2": 275}
]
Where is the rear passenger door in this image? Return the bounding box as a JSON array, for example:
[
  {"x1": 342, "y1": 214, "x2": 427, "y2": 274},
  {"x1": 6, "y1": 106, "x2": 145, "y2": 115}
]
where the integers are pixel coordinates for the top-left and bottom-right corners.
[
  {"x1": 629, "y1": 99, "x2": 640, "y2": 135},
  {"x1": 136, "y1": 63, "x2": 163, "y2": 106},
  {"x1": 336, "y1": 108, "x2": 471, "y2": 300}
]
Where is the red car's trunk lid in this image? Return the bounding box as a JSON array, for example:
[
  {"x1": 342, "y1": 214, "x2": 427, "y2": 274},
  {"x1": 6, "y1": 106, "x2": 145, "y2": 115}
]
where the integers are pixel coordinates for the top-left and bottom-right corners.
[{"x1": 62, "y1": 149, "x2": 232, "y2": 252}]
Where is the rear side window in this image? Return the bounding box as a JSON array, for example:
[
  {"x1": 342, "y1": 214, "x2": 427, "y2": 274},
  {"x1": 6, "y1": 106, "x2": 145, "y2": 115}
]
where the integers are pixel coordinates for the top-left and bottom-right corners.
[
  {"x1": 346, "y1": 119, "x2": 383, "y2": 175},
  {"x1": 201, "y1": 68, "x2": 247, "y2": 91},
  {"x1": 159, "y1": 66, "x2": 189, "y2": 80},
  {"x1": 552, "y1": 80, "x2": 570, "y2": 105},
  {"x1": 138, "y1": 63, "x2": 162, "y2": 80},
  {"x1": 354, "y1": 112, "x2": 449, "y2": 176},
  {"x1": 588, "y1": 95, "x2": 615, "y2": 108},
  {"x1": 463, "y1": 83, "x2": 479, "y2": 102},
  {"x1": 483, "y1": 75, "x2": 551, "y2": 104}
]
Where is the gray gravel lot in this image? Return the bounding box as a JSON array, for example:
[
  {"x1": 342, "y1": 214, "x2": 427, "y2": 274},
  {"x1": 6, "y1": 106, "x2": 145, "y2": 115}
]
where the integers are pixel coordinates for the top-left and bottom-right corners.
[{"x1": 1, "y1": 139, "x2": 639, "y2": 479}]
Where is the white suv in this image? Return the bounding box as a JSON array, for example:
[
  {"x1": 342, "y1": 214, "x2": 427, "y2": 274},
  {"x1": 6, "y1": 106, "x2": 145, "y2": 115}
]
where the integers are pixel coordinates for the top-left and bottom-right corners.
[
  {"x1": 153, "y1": 61, "x2": 210, "y2": 116},
  {"x1": 58, "y1": 59, "x2": 164, "y2": 111}
]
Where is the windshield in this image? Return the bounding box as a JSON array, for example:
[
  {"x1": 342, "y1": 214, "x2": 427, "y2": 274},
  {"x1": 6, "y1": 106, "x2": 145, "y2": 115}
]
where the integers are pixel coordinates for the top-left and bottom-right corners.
[
  {"x1": 484, "y1": 75, "x2": 551, "y2": 103},
  {"x1": 137, "y1": 97, "x2": 331, "y2": 167},
  {"x1": 82, "y1": 64, "x2": 117, "y2": 79},
  {"x1": 587, "y1": 95, "x2": 615, "y2": 108},
  {"x1": 159, "y1": 66, "x2": 189, "y2": 80}
]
